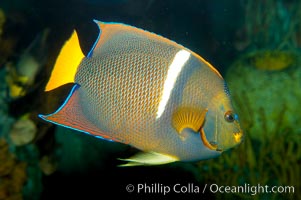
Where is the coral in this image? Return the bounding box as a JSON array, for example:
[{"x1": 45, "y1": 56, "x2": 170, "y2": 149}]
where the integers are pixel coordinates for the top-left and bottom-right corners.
[
  {"x1": 195, "y1": 51, "x2": 301, "y2": 199},
  {"x1": 223, "y1": 3, "x2": 301, "y2": 198},
  {"x1": 0, "y1": 139, "x2": 27, "y2": 200},
  {"x1": 237, "y1": 0, "x2": 301, "y2": 50},
  {"x1": 18, "y1": 145, "x2": 43, "y2": 200},
  {"x1": 0, "y1": 139, "x2": 15, "y2": 176},
  {"x1": 5, "y1": 29, "x2": 50, "y2": 99},
  {"x1": 249, "y1": 50, "x2": 297, "y2": 71},
  {"x1": 195, "y1": 50, "x2": 301, "y2": 199},
  {"x1": 226, "y1": 51, "x2": 301, "y2": 140},
  {"x1": 197, "y1": 131, "x2": 300, "y2": 199},
  {"x1": 9, "y1": 116, "x2": 37, "y2": 146},
  {"x1": 5, "y1": 63, "x2": 29, "y2": 99},
  {"x1": 39, "y1": 155, "x2": 57, "y2": 175}
]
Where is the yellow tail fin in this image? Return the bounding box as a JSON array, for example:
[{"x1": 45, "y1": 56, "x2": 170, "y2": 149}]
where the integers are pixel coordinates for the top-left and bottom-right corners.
[{"x1": 45, "y1": 31, "x2": 84, "y2": 91}]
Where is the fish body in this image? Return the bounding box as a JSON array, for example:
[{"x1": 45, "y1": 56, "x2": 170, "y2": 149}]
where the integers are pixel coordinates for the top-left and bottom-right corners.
[{"x1": 39, "y1": 20, "x2": 243, "y2": 166}]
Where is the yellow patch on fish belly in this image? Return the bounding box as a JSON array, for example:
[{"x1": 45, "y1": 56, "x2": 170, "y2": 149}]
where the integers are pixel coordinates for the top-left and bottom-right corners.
[{"x1": 172, "y1": 107, "x2": 208, "y2": 139}]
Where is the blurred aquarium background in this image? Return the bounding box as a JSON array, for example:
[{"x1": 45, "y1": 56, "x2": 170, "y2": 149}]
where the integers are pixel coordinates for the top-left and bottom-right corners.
[{"x1": 0, "y1": 0, "x2": 300, "y2": 199}]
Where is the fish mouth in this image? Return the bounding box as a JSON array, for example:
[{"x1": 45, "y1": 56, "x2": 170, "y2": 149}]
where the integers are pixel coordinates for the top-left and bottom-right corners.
[
  {"x1": 200, "y1": 129, "x2": 222, "y2": 151},
  {"x1": 234, "y1": 131, "x2": 243, "y2": 143}
]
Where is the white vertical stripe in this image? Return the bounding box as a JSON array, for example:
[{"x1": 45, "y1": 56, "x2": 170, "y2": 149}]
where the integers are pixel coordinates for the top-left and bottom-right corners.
[{"x1": 156, "y1": 49, "x2": 191, "y2": 119}]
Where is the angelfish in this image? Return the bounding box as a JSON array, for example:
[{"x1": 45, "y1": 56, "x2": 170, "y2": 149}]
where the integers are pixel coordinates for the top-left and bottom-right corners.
[{"x1": 39, "y1": 20, "x2": 243, "y2": 166}]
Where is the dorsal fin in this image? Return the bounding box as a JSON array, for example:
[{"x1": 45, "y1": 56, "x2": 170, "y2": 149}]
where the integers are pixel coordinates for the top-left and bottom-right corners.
[{"x1": 45, "y1": 31, "x2": 84, "y2": 91}]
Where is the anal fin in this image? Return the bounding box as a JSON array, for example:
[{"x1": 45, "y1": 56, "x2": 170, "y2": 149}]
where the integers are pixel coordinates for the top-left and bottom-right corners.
[{"x1": 39, "y1": 84, "x2": 119, "y2": 143}]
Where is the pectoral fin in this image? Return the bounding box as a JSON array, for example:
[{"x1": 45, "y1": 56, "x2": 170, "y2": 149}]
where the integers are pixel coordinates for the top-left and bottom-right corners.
[
  {"x1": 118, "y1": 152, "x2": 179, "y2": 167},
  {"x1": 172, "y1": 107, "x2": 208, "y2": 139}
]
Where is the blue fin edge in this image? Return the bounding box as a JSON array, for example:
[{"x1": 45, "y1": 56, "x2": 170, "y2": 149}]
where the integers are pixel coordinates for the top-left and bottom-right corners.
[
  {"x1": 89, "y1": 19, "x2": 187, "y2": 56},
  {"x1": 39, "y1": 83, "x2": 80, "y2": 118},
  {"x1": 87, "y1": 19, "x2": 102, "y2": 58}
]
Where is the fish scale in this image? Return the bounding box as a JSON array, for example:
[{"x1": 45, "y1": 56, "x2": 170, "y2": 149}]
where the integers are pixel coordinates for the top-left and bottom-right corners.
[
  {"x1": 39, "y1": 20, "x2": 243, "y2": 165},
  {"x1": 82, "y1": 32, "x2": 190, "y2": 148}
]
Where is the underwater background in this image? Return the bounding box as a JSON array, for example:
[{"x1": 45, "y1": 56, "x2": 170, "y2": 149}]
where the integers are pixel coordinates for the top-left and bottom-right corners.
[{"x1": 0, "y1": 0, "x2": 300, "y2": 199}]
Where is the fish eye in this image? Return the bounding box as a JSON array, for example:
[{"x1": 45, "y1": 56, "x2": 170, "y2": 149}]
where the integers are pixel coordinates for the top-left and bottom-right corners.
[{"x1": 224, "y1": 111, "x2": 235, "y2": 123}]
